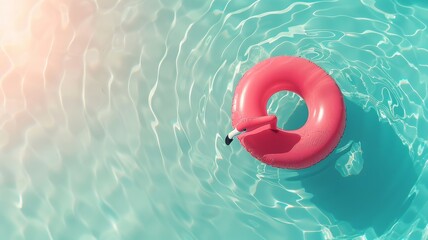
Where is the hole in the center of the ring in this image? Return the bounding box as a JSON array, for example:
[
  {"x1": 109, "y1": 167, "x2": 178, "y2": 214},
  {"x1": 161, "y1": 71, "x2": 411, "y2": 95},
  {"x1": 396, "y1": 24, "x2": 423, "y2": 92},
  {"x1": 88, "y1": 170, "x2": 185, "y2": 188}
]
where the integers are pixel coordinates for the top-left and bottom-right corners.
[{"x1": 266, "y1": 91, "x2": 308, "y2": 130}]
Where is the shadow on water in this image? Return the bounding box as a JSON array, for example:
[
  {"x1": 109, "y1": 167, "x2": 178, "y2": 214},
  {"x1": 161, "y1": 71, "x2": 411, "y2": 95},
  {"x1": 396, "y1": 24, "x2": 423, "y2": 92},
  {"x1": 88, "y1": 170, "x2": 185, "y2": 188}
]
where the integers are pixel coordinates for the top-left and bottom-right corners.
[{"x1": 287, "y1": 99, "x2": 417, "y2": 235}]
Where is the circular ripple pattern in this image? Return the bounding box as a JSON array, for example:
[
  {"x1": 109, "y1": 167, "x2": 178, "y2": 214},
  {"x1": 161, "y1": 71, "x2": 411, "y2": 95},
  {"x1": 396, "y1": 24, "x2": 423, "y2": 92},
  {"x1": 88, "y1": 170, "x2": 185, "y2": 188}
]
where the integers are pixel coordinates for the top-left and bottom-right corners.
[{"x1": 1, "y1": 0, "x2": 428, "y2": 239}]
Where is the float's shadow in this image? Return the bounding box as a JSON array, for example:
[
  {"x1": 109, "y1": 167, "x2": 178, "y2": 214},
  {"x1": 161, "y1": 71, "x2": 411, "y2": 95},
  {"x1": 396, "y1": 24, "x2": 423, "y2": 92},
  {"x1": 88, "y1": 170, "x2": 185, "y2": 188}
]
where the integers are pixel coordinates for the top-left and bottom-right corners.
[{"x1": 289, "y1": 99, "x2": 417, "y2": 235}]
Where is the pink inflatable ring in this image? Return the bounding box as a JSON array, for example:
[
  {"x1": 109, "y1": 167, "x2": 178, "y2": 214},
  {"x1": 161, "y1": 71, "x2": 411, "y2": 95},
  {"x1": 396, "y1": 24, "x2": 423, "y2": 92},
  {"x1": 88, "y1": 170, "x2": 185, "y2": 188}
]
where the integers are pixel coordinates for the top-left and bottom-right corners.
[{"x1": 225, "y1": 56, "x2": 346, "y2": 169}]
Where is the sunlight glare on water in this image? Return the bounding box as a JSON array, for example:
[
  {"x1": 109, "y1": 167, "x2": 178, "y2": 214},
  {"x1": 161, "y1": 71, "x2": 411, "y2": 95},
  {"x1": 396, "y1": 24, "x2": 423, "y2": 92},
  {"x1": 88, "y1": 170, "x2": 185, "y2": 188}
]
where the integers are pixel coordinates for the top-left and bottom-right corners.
[{"x1": 0, "y1": 0, "x2": 428, "y2": 239}]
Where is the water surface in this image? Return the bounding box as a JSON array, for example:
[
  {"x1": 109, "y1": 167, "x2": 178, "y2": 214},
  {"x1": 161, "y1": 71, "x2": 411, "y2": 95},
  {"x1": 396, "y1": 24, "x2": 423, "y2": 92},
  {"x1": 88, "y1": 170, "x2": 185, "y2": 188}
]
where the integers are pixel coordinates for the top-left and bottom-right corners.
[{"x1": 1, "y1": 0, "x2": 428, "y2": 239}]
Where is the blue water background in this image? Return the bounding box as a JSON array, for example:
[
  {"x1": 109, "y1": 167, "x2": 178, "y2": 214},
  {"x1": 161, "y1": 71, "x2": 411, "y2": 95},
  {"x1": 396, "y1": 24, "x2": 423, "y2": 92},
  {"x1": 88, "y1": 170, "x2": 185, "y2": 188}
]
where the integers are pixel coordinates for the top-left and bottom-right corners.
[{"x1": 1, "y1": 0, "x2": 428, "y2": 239}]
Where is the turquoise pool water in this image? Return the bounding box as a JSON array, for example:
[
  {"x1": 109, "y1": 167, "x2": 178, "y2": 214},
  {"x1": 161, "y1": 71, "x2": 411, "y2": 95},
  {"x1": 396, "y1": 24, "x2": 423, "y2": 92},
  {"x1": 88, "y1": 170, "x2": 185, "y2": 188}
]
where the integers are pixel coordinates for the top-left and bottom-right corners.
[{"x1": 1, "y1": 0, "x2": 428, "y2": 239}]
